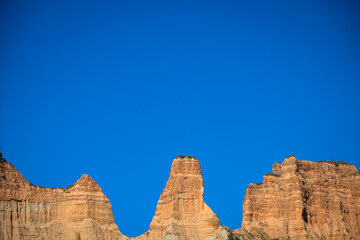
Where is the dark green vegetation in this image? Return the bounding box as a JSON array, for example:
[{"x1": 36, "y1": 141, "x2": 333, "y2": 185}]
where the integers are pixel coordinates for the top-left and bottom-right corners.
[
  {"x1": 265, "y1": 173, "x2": 281, "y2": 177},
  {"x1": 176, "y1": 155, "x2": 197, "y2": 159},
  {"x1": 228, "y1": 232, "x2": 240, "y2": 240},
  {"x1": 227, "y1": 228, "x2": 288, "y2": 240},
  {"x1": 317, "y1": 160, "x2": 351, "y2": 167}
]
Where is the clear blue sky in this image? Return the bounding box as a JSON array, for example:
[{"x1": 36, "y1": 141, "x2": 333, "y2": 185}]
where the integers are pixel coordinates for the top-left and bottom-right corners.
[{"x1": 1, "y1": 0, "x2": 359, "y2": 237}]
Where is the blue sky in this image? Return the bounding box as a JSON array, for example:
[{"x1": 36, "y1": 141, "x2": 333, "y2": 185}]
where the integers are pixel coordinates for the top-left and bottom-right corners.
[{"x1": 1, "y1": 0, "x2": 359, "y2": 237}]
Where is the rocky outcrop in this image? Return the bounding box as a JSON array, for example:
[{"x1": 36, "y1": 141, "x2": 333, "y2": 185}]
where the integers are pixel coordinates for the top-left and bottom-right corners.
[
  {"x1": 2, "y1": 152, "x2": 359, "y2": 240},
  {"x1": 0, "y1": 153, "x2": 123, "y2": 240},
  {"x1": 133, "y1": 155, "x2": 228, "y2": 240},
  {"x1": 0, "y1": 153, "x2": 228, "y2": 240},
  {"x1": 241, "y1": 155, "x2": 360, "y2": 240}
]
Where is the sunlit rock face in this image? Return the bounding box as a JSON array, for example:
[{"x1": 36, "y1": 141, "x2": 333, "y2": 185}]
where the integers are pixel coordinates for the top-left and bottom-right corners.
[
  {"x1": 2, "y1": 152, "x2": 359, "y2": 240},
  {"x1": 0, "y1": 153, "x2": 123, "y2": 240},
  {"x1": 241, "y1": 155, "x2": 360, "y2": 240},
  {"x1": 0, "y1": 153, "x2": 228, "y2": 240},
  {"x1": 133, "y1": 155, "x2": 228, "y2": 240}
]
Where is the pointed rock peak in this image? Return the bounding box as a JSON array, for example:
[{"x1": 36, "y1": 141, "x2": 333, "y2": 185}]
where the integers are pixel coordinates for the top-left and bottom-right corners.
[
  {"x1": 75, "y1": 174, "x2": 97, "y2": 185},
  {"x1": 147, "y1": 155, "x2": 227, "y2": 240},
  {"x1": 73, "y1": 174, "x2": 103, "y2": 193},
  {"x1": 0, "y1": 153, "x2": 30, "y2": 186},
  {"x1": 79, "y1": 174, "x2": 92, "y2": 181},
  {"x1": 171, "y1": 154, "x2": 202, "y2": 177}
]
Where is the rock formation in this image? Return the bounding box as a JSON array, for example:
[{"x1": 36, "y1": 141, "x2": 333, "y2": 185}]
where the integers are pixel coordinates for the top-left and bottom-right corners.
[
  {"x1": 241, "y1": 155, "x2": 360, "y2": 240},
  {"x1": 0, "y1": 152, "x2": 123, "y2": 240},
  {"x1": 133, "y1": 155, "x2": 228, "y2": 240},
  {"x1": 0, "y1": 153, "x2": 228, "y2": 240},
  {"x1": 1, "y1": 152, "x2": 359, "y2": 240}
]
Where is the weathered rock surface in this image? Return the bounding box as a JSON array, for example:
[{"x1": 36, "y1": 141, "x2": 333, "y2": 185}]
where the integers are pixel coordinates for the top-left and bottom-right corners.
[
  {"x1": 0, "y1": 153, "x2": 228, "y2": 240},
  {"x1": 2, "y1": 152, "x2": 359, "y2": 240},
  {"x1": 133, "y1": 155, "x2": 228, "y2": 240},
  {"x1": 0, "y1": 153, "x2": 123, "y2": 240},
  {"x1": 241, "y1": 155, "x2": 360, "y2": 240}
]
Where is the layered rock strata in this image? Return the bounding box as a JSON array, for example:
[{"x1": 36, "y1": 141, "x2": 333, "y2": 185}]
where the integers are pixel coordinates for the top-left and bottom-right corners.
[
  {"x1": 0, "y1": 153, "x2": 123, "y2": 240},
  {"x1": 241, "y1": 155, "x2": 360, "y2": 240},
  {"x1": 0, "y1": 153, "x2": 228, "y2": 240},
  {"x1": 2, "y1": 152, "x2": 359, "y2": 240},
  {"x1": 133, "y1": 155, "x2": 228, "y2": 240}
]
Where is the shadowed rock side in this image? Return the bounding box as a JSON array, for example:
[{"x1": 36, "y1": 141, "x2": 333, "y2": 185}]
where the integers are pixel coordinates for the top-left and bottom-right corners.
[
  {"x1": 0, "y1": 153, "x2": 123, "y2": 240},
  {"x1": 131, "y1": 155, "x2": 228, "y2": 240},
  {"x1": 239, "y1": 155, "x2": 360, "y2": 240}
]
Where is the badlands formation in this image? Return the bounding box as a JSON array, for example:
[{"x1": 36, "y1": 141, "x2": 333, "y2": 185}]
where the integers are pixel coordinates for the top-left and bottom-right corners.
[
  {"x1": 240, "y1": 155, "x2": 360, "y2": 240},
  {"x1": 0, "y1": 152, "x2": 121, "y2": 240},
  {"x1": 0, "y1": 153, "x2": 359, "y2": 240}
]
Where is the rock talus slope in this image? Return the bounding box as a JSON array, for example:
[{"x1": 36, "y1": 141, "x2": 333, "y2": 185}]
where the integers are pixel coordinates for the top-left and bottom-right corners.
[
  {"x1": 133, "y1": 155, "x2": 228, "y2": 240},
  {"x1": 0, "y1": 153, "x2": 123, "y2": 240},
  {"x1": 241, "y1": 155, "x2": 360, "y2": 240}
]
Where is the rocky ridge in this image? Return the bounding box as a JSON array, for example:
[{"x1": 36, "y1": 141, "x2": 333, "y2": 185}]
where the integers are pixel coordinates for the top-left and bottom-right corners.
[
  {"x1": 1, "y1": 153, "x2": 359, "y2": 240},
  {"x1": 0, "y1": 153, "x2": 122, "y2": 240},
  {"x1": 0, "y1": 154, "x2": 228, "y2": 240},
  {"x1": 240, "y1": 155, "x2": 360, "y2": 240}
]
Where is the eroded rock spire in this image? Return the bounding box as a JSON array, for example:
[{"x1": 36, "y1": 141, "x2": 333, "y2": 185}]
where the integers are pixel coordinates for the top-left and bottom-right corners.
[{"x1": 135, "y1": 155, "x2": 228, "y2": 240}]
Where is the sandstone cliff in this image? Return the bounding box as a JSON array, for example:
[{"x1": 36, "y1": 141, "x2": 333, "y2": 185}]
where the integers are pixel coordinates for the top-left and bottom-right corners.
[
  {"x1": 0, "y1": 153, "x2": 228, "y2": 240},
  {"x1": 240, "y1": 155, "x2": 360, "y2": 240},
  {"x1": 2, "y1": 152, "x2": 359, "y2": 240},
  {"x1": 132, "y1": 155, "x2": 228, "y2": 240},
  {"x1": 0, "y1": 152, "x2": 123, "y2": 240}
]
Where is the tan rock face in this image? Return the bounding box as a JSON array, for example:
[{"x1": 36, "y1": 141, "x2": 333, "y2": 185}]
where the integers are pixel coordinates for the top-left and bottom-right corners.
[
  {"x1": 241, "y1": 155, "x2": 360, "y2": 240},
  {"x1": 0, "y1": 153, "x2": 228, "y2": 240},
  {"x1": 0, "y1": 153, "x2": 123, "y2": 240},
  {"x1": 4, "y1": 152, "x2": 358, "y2": 240},
  {"x1": 134, "y1": 155, "x2": 228, "y2": 240}
]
